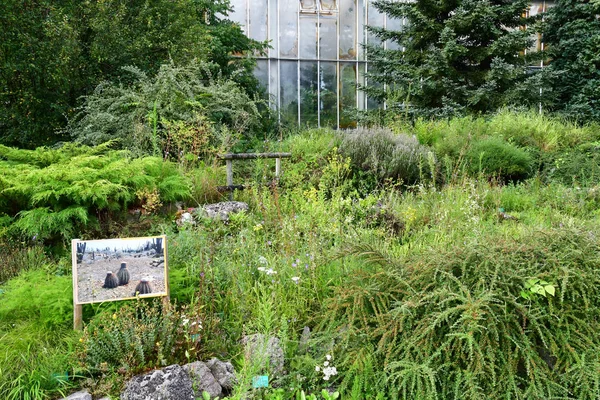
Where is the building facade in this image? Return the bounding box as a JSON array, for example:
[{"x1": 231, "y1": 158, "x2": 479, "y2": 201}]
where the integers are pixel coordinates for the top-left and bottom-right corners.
[{"x1": 229, "y1": 0, "x2": 551, "y2": 128}]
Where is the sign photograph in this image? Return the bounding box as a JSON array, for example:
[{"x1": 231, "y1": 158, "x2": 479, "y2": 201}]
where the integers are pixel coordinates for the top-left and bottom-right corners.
[{"x1": 72, "y1": 236, "x2": 168, "y2": 305}]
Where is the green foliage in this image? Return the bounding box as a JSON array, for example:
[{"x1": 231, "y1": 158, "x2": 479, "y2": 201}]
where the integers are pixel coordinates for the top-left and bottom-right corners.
[
  {"x1": 366, "y1": 0, "x2": 535, "y2": 116},
  {"x1": 0, "y1": 143, "x2": 190, "y2": 243},
  {"x1": 544, "y1": 0, "x2": 600, "y2": 122},
  {"x1": 326, "y1": 228, "x2": 600, "y2": 399},
  {"x1": 465, "y1": 137, "x2": 533, "y2": 180},
  {"x1": 338, "y1": 127, "x2": 435, "y2": 189},
  {"x1": 0, "y1": 0, "x2": 265, "y2": 148},
  {"x1": 78, "y1": 300, "x2": 201, "y2": 374},
  {"x1": 0, "y1": 243, "x2": 49, "y2": 284},
  {"x1": 0, "y1": 324, "x2": 79, "y2": 400},
  {"x1": 69, "y1": 62, "x2": 263, "y2": 155}
]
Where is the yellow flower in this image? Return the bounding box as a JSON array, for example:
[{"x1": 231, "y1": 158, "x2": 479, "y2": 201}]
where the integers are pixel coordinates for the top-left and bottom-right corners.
[
  {"x1": 253, "y1": 223, "x2": 263, "y2": 231},
  {"x1": 112, "y1": 313, "x2": 117, "y2": 320}
]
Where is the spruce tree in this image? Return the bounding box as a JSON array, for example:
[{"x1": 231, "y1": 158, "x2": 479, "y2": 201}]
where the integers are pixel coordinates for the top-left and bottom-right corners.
[
  {"x1": 366, "y1": 0, "x2": 535, "y2": 117},
  {"x1": 543, "y1": 0, "x2": 600, "y2": 121}
]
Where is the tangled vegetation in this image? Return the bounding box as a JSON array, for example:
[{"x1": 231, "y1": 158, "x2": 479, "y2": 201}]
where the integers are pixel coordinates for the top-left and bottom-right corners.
[{"x1": 1, "y1": 114, "x2": 600, "y2": 399}]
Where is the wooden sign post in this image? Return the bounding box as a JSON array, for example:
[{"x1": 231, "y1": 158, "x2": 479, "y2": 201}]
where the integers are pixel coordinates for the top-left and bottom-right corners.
[{"x1": 71, "y1": 235, "x2": 169, "y2": 330}]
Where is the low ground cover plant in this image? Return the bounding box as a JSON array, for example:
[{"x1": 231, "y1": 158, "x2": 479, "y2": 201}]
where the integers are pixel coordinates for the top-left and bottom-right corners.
[{"x1": 1, "y1": 114, "x2": 599, "y2": 399}]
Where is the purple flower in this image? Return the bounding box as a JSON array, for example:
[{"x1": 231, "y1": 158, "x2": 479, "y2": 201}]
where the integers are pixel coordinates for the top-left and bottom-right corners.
[
  {"x1": 292, "y1": 263, "x2": 297, "y2": 267},
  {"x1": 267, "y1": 241, "x2": 272, "y2": 245},
  {"x1": 200, "y1": 272, "x2": 205, "y2": 278}
]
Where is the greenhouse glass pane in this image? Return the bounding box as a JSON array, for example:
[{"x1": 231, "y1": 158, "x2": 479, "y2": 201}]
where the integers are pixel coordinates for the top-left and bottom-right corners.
[
  {"x1": 340, "y1": 63, "x2": 357, "y2": 128},
  {"x1": 254, "y1": 60, "x2": 269, "y2": 99},
  {"x1": 319, "y1": 62, "x2": 338, "y2": 127},
  {"x1": 269, "y1": 0, "x2": 278, "y2": 56},
  {"x1": 280, "y1": 0, "x2": 299, "y2": 57},
  {"x1": 357, "y1": 62, "x2": 366, "y2": 110},
  {"x1": 340, "y1": 0, "x2": 357, "y2": 60},
  {"x1": 319, "y1": 18, "x2": 337, "y2": 60},
  {"x1": 270, "y1": 60, "x2": 279, "y2": 107},
  {"x1": 300, "y1": 61, "x2": 318, "y2": 126},
  {"x1": 229, "y1": 0, "x2": 247, "y2": 34},
  {"x1": 280, "y1": 61, "x2": 299, "y2": 125},
  {"x1": 300, "y1": 17, "x2": 318, "y2": 59},
  {"x1": 357, "y1": 0, "x2": 366, "y2": 60},
  {"x1": 321, "y1": 0, "x2": 338, "y2": 12},
  {"x1": 249, "y1": 0, "x2": 268, "y2": 42}
]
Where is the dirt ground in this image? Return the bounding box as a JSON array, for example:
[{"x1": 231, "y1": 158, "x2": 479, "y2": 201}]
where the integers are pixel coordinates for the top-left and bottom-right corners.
[{"x1": 76, "y1": 255, "x2": 166, "y2": 303}]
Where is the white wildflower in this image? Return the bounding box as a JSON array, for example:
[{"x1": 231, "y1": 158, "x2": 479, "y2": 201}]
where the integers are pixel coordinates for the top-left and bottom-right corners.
[
  {"x1": 326, "y1": 354, "x2": 332, "y2": 361},
  {"x1": 315, "y1": 365, "x2": 320, "y2": 372},
  {"x1": 258, "y1": 256, "x2": 268, "y2": 265},
  {"x1": 291, "y1": 276, "x2": 300, "y2": 284}
]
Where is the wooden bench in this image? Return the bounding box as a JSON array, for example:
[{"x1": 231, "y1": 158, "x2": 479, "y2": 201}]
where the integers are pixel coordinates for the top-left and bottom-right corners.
[{"x1": 217, "y1": 152, "x2": 292, "y2": 196}]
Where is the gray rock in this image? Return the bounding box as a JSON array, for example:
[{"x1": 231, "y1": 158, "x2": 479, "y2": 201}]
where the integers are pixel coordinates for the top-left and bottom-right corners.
[
  {"x1": 183, "y1": 361, "x2": 222, "y2": 399},
  {"x1": 120, "y1": 364, "x2": 194, "y2": 400},
  {"x1": 201, "y1": 202, "x2": 249, "y2": 221},
  {"x1": 205, "y1": 358, "x2": 236, "y2": 390},
  {"x1": 176, "y1": 212, "x2": 196, "y2": 227},
  {"x1": 242, "y1": 334, "x2": 284, "y2": 376},
  {"x1": 61, "y1": 390, "x2": 92, "y2": 400}
]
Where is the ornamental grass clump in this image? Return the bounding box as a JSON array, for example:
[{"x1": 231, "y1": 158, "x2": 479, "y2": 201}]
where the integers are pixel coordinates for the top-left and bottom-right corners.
[{"x1": 326, "y1": 228, "x2": 600, "y2": 399}]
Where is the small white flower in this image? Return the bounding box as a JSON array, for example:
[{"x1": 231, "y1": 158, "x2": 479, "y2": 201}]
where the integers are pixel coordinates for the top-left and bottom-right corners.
[
  {"x1": 266, "y1": 268, "x2": 277, "y2": 275},
  {"x1": 323, "y1": 376, "x2": 329, "y2": 381},
  {"x1": 323, "y1": 361, "x2": 329, "y2": 367},
  {"x1": 315, "y1": 365, "x2": 320, "y2": 372},
  {"x1": 182, "y1": 318, "x2": 190, "y2": 326},
  {"x1": 258, "y1": 256, "x2": 268, "y2": 265},
  {"x1": 257, "y1": 267, "x2": 266, "y2": 272},
  {"x1": 326, "y1": 354, "x2": 332, "y2": 360},
  {"x1": 291, "y1": 276, "x2": 300, "y2": 284}
]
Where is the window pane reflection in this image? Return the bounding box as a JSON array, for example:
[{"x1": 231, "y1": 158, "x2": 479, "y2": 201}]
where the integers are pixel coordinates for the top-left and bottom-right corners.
[
  {"x1": 300, "y1": 61, "x2": 318, "y2": 126},
  {"x1": 320, "y1": 62, "x2": 337, "y2": 127},
  {"x1": 340, "y1": 63, "x2": 357, "y2": 128},
  {"x1": 280, "y1": 61, "x2": 299, "y2": 125}
]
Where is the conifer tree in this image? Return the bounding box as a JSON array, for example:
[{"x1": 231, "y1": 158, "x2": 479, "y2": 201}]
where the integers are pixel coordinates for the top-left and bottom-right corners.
[
  {"x1": 543, "y1": 0, "x2": 600, "y2": 121},
  {"x1": 366, "y1": 0, "x2": 535, "y2": 117}
]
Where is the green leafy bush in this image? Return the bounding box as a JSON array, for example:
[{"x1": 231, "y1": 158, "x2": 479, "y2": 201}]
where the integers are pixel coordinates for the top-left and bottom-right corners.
[
  {"x1": 69, "y1": 62, "x2": 263, "y2": 155},
  {"x1": 338, "y1": 127, "x2": 435, "y2": 188},
  {"x1": 77, "y1": 300, "x2": 201, "y2": 374},
  {"x1": 326, "y1": 228, "x2": 600, "y2": 399},
  {"x1": 465, "y1": 137, "x2": 533, "y2": 181},
  {"x1": 0, "y1": 143, "x2": 190, "y2": 243},
  {"x1": 540, "y1": 143, "x2": 600, "y2": 186}
]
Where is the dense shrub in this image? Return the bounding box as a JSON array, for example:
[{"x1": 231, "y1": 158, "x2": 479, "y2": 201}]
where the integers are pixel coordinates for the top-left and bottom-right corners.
[
  {"x1": 78, "y1": 300, "x2": 202, "y2": 374},
  {"x1": 540, "y1": 143, "x2": 600, "y2": 186},
  {"x1": 338, "y1": 127, "x2": 435, "y2": 188},
  {"x1": 465, "y1": 137, "x2": 533, "y2": 181},
  {"x1": 0, "y1": 143, "x2": 190, "y2": 244},
  {"x1": 69, "y1": 62, "x2": 263, "y2": 156},
  {"x1": 327, "y1": 228, "x2": 600, "y2": 399}
]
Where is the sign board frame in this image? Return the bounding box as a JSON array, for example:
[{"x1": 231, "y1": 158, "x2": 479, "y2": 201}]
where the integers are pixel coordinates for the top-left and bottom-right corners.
[{"x1": 71, "y1": 235, "x2": 169, "y2": 330}]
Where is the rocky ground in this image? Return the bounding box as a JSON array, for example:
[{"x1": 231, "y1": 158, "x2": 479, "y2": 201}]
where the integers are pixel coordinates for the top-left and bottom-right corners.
[{"x1": 76, "y1": 255, "x2": 166, "y2": 303}]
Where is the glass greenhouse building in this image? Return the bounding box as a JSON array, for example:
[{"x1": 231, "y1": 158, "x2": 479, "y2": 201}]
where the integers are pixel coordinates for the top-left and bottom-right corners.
[{"x1": 229, "y1": 0, "x2": 552, "y2": 128}]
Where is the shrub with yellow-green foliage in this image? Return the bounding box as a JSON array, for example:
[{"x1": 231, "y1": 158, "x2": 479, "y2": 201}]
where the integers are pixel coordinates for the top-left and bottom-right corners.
[{"x1": 0, "y1": 142, "x2": 190, "y2": 244}]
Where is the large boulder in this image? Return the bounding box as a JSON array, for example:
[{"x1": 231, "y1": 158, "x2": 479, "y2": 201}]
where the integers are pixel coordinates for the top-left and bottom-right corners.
[
  {"x1": 205, "y1": 358, "x2": 236, "y2": 391},
  {"x1": 201, "y1": 202, "x2": 248, "y2": 221},
  {"x1": 242, "y1": 334, "x2": 284, "y2": 376},
  {"x1": 183, "y1": 361, "x2": 222, "y2": 399},
  {"x1": 120, "y1": 364, "x2": 194, "y2": 400}
]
